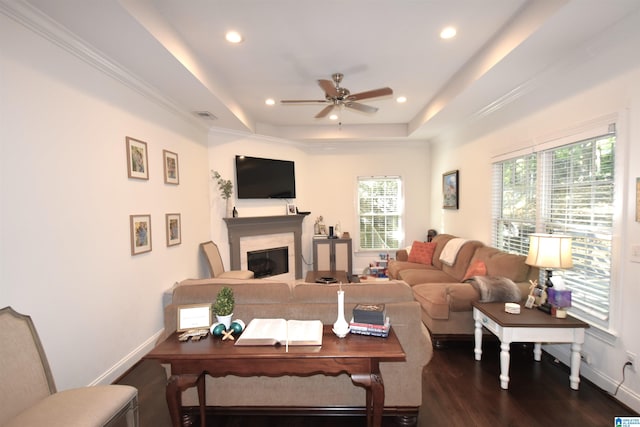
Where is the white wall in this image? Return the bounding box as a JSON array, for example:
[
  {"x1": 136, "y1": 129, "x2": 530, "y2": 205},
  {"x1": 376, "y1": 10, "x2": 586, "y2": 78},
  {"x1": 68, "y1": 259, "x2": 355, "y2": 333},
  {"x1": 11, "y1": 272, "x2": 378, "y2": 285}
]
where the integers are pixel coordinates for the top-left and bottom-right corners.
[
  {"x1": 207, "y1": 134, "x2": 431, "y2": 277},
  {"x1": 428, "y1": 54, "x2": 640, "y2": 413},
  {"x1": 0, "y1": 14, "x2": 210, "y2": 390}
]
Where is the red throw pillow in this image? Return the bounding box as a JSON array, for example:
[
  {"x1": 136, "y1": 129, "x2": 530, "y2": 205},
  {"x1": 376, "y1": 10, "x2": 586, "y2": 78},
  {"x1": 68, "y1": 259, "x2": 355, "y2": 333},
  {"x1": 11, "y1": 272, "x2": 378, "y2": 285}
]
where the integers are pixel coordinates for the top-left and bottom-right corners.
[
  {"x1": 407, "y1": 241, "x2": 436, "y2": 266},
  {"x1": 462, "y1": 260, "x2": 487, "y2": 282}
]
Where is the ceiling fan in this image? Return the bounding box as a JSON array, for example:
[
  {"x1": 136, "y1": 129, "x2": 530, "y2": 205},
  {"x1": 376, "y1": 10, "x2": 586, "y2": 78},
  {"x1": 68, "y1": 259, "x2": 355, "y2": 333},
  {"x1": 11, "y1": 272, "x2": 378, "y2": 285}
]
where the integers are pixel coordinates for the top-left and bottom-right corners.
[{"x1": 280, "y1": 73, "x2": 393, "y2": 118}]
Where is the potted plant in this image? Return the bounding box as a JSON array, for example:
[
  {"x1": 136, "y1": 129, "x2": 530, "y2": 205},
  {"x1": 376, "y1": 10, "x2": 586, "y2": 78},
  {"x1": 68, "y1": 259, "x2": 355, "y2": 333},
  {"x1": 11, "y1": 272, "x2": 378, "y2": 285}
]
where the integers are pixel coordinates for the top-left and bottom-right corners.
[
  {"x1": 212, "y1": 170, "x2": 233, "y2": 217},
  {"x1": 213, "y1": 286, "x2": 234, "y2": 329}
]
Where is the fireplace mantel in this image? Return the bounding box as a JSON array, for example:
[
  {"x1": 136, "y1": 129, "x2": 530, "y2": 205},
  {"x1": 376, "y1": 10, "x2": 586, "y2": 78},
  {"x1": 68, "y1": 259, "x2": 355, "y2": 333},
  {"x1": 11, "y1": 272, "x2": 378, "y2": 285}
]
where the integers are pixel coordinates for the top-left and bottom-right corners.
[{"x1": 223, "y1": 215, "x2": 308, "y2": 279}]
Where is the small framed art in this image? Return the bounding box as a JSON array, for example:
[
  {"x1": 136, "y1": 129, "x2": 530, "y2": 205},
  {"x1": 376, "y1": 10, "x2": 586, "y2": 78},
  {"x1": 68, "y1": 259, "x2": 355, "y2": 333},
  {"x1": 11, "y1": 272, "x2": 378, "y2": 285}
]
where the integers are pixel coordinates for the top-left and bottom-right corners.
[
  {"x1": 126, "y1": 137, "x2": 149, "y2": 180},
  {"x1": 163, "y1": 150, "x2": 179, "y2": 185},
  {"x1": 166, "y1": 213, "x2": 181, "y2": 246},
  {"x1": 443, "y1": 170, "x2": 459, "y2": 210},
  {"x1": 177, "y1": 303, "x2": 212, "y2": 332},
  {"x1": 130, "y1": 214, "x2": 152, "y2": 255},
  {"x1": 286, "y1": 203, "x2": 297, "y2": 215}
]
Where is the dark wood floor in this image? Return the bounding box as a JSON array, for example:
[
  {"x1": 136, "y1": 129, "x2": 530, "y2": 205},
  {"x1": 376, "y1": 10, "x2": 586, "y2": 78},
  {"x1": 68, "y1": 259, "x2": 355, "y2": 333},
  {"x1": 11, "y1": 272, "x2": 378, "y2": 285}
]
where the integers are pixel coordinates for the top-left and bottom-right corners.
[{"x1": 116, "y1": 340, "x2": 637, "y2": 427}]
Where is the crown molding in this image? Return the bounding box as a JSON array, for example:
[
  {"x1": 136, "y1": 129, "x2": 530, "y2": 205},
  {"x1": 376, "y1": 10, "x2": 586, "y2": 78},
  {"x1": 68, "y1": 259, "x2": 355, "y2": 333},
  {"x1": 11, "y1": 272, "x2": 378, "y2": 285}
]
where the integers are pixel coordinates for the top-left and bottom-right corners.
[{"x1": 0, "y1": 0, "x2": 207, "y2": 131}]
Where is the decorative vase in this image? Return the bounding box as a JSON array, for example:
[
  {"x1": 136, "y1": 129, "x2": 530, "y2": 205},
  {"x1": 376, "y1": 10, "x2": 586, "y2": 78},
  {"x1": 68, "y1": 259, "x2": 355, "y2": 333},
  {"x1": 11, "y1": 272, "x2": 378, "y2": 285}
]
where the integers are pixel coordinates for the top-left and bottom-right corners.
[
  {"x1": 216, "y1": 313, "x2": 233, "y2": 330},
  {"x1": 332, "y1": 289, "x2": 350, "y2": 338},
  {"x1": 225, "y1": 198, "x2": 233, "y2": 218}
]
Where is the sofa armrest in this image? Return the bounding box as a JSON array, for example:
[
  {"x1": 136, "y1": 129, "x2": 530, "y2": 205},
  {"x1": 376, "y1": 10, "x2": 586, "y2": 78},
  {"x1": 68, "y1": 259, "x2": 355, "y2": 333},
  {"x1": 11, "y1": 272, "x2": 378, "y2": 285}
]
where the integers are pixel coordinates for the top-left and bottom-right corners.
[
  {"x1": 395, "y1": 249, "x2": 409, "y2": 262},
  {"x1": 446, "y1": 282, "x2": 480, "y2": 312}
]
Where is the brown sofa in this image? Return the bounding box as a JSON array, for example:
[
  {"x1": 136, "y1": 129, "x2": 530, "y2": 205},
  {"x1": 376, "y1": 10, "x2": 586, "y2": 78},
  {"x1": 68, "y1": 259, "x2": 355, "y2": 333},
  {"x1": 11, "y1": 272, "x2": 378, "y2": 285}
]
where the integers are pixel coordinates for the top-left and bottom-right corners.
[
  {"x1": 161, "y1": 277, "x2": 432, "y2": 424},
  {"x1": 388, "y1": 234, "x2": 539, "y2": 342}
]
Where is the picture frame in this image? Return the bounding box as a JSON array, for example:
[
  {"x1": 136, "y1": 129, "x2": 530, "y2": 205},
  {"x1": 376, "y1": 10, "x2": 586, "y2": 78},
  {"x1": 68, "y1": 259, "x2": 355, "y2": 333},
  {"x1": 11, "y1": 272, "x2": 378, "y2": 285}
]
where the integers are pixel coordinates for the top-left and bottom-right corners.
[
  {"x1": 636, "y1": 177, "x2": 640, "y2": 222},
  {"x1": 163, "y1": 149, "x2": 179, "y2": 185},
  {"x1": 126, "y1": 137, "x2": 149, "y2": 180},
  {"x1": 177, "y1": 303, "x2": 212, "y2": 332},
  {"x1": 130, "y1": 214, "x2": 152, "y2": 255},
  {"x1": 443, "y1": 170, "x2": 459, "y2": 210},
  {"x1": 286, "y1": 203, "x2": 297, "y2": 215},
  {"x1": 166, "y1": 213, "x2": 181, "y2": 246}
]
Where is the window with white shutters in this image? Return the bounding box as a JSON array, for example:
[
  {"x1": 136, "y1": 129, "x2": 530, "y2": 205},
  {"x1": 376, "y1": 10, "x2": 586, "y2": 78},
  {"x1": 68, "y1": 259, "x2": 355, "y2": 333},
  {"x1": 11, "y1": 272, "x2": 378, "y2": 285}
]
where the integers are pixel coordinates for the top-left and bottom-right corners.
[
  {"x1": 357, "y1": 176, "x2": 403, "y2": 251},
  {"x1": 493, "y1": 128, "x2": 615, "y2": 328}
]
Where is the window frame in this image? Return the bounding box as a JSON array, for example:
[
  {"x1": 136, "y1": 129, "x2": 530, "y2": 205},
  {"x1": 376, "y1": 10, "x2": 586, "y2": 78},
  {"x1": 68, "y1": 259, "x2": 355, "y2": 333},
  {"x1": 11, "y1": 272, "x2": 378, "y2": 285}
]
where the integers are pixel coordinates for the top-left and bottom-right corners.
[
  {"x1": 356, "y1": 175, "x2": 404, "y2": 253},
  {"x1": 491, "y1": 116, "x2": 623, "y2": 335}
]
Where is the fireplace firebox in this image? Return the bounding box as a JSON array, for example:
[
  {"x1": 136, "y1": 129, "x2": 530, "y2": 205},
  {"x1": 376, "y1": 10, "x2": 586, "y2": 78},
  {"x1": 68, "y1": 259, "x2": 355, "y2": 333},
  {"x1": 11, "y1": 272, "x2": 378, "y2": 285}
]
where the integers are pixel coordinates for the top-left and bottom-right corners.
[{"x1": 247, "y1": 247, "x2": 289, "y2": 278}]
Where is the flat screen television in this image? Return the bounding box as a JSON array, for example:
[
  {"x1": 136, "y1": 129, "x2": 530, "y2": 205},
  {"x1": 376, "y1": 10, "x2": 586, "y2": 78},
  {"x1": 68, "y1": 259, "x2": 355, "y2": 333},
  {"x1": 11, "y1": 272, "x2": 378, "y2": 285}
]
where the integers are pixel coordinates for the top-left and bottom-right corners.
[{"x1": 235, "y1": 155, "x2": 296, "y2": 199}]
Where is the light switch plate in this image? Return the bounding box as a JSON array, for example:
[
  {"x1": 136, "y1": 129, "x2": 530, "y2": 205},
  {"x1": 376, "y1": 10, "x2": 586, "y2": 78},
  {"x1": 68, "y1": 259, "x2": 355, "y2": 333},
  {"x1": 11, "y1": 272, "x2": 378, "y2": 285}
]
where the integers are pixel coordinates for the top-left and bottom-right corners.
[{"x1": 631, "y1": 245, "x2": 640, "y2": 263}]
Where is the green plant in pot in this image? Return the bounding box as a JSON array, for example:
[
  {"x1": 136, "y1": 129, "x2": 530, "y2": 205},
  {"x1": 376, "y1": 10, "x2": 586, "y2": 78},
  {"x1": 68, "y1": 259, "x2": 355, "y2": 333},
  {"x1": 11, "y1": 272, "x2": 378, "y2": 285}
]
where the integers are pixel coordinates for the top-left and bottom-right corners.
[{"x1": 213, "y1": 286, "x2": 234, "y2": 329}]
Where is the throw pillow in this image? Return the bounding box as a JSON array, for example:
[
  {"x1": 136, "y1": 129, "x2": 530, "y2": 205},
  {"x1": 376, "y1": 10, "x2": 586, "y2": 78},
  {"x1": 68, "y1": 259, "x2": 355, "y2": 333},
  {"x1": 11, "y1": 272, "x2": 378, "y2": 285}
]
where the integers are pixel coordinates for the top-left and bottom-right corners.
[
  {"x1": 467, "y1": 276, "x2": 521, "y2": 303},
  {"x1": 407, "y1": 241, "x2": 436, "y2": 265},
  {"x1": 462, "y1": 260, "x2": 487, "y2": 282}
]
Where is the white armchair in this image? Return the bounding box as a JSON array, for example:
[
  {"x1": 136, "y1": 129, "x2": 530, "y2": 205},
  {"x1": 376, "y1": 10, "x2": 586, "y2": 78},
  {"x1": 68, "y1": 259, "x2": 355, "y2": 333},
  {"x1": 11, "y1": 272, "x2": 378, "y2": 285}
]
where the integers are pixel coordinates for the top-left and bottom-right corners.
[{"x1": 0, "y1": 306, "x2": 138, "y2": 427}]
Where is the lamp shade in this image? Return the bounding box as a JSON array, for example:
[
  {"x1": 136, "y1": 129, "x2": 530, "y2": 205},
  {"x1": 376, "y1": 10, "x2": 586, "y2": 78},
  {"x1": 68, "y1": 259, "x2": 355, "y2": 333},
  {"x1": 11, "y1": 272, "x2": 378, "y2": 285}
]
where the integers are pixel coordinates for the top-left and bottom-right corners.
[{"x1": 525, "y1": 233, "x2": 573, "y2": 269}]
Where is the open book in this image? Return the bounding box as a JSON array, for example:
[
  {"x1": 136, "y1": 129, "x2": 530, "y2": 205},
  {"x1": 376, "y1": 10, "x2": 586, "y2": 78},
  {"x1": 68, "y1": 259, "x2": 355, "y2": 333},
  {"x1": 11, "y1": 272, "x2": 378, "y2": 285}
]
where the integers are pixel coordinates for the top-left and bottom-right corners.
[{"x1": 235, "y1": 318, "x2": 323, "y2": 347}]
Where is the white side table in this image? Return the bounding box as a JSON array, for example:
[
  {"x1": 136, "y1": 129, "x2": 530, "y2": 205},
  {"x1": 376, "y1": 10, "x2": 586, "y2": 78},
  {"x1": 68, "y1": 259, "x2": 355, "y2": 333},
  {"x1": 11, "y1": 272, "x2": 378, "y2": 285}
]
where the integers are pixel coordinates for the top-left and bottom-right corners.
[{"x1": 472, "y1": 302, "x2": 589, "y2": 390}]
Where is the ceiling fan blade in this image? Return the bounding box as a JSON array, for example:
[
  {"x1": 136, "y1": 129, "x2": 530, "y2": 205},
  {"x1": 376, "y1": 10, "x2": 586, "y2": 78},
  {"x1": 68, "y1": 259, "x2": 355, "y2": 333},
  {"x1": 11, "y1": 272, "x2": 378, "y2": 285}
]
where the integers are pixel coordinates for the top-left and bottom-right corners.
[
  {"x1": 315, "y1": 104, "x2": 335, "y2": 118},
  {"x1": 345, "y1": 102, "x2": 378, "y2": 114},
  {"x1": 281, "y1": 99, "x2": 327, "y2": 104},
  {"x1": 318, "y1": 79, "x2": 338, "y2": 97},
  {"x1": 349, "y1": 87, "x2": 393, "y2": 101}
]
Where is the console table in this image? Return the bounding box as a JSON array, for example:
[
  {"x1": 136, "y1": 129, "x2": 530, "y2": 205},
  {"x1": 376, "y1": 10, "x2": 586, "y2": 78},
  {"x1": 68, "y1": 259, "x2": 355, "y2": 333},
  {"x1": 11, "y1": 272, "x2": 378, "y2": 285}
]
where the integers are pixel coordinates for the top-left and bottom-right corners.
[
  {"x1": 472, "y1": 301, "x2": 589, "y2": 390},
  {"x1": 144, "y1": 325, "x2": 405, "y2": 427}
]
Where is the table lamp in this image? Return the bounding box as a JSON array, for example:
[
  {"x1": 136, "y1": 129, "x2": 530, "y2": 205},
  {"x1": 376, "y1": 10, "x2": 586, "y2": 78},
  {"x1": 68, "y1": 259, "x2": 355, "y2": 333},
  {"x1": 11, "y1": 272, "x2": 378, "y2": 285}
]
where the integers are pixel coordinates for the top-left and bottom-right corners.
[{"x1": 525, "y1": 233, "x2": 573, "y2": 312}]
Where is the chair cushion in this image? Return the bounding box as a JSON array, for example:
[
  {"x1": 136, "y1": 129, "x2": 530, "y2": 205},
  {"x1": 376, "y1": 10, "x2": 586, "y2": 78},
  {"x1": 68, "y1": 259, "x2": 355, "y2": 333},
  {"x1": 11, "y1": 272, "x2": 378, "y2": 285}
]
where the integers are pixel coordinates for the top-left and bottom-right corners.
[
  {"x1": 4, "y1": 385, "x2": 137, "y2": 427},
  {"x1": 217, "y1": 270, "x2": 255, "y2": 279}
]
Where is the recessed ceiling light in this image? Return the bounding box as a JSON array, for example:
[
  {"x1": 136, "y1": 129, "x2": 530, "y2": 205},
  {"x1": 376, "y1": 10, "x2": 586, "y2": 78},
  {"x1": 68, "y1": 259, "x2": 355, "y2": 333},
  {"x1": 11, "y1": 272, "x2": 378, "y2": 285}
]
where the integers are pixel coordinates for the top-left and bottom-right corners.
[
  {"x1": 440, "y1": 26, "x2": 457, "y2": 39},
  {"x1": 396, "y1": 96, "x2": 407, "y2": 103},
  {"x1": 225, "y1": 30, "x2": 243, "y2": 44},
  {"x1": 265, "y1": 98, "x2": 275, "y2": 106},
  {"x1": 329, "y1": 114, "x2": 338, "y2": 120}
]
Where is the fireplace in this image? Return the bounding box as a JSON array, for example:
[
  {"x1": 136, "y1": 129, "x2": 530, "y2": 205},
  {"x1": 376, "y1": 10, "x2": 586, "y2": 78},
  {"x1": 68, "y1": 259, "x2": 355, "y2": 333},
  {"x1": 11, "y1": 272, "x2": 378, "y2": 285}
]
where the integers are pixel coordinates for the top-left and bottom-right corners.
[
  {"x1": 247, "y1": 246, "x2": 289, "y2": 278},
  {"x1": 223, "y1": 215, "x2": 307, "y2": 279}
]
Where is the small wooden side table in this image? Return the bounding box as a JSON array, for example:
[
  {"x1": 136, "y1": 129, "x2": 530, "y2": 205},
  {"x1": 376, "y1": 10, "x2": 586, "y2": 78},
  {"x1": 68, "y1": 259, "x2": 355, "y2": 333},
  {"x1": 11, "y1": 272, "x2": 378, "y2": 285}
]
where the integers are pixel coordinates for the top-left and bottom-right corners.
[{"x1": 472, "y1": 301, "x2": 589, "y2": 390}]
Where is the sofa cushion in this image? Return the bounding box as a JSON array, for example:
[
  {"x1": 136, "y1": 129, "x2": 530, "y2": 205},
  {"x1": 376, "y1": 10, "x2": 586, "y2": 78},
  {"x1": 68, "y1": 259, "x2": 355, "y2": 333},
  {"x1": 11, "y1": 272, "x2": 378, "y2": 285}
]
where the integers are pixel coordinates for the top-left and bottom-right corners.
[
  {"x1": 429, "y1": 234, "x2": 456, "y2": 270},
  {"x1": 462, "y1": 260, "x2": 487, "y2": 282},
  {"x1": 440, "y1": 240, "x2": 485, "y2": 282},
  {"x1": 412, "y1": 284, "x2": 450, "y2": 320},
  {"x1": 470, "y1": 247, "x2": 531, "y2": 282},
  {"x1": 399, "y1": 268, "x2": 456, "y2": 286},
  {"x1": 172, "y1": 278, "x2": 292, "y2": 305},
  {"x1": 387, "y1": 260, "x2": 433, "y2": 280},
  {"x1": 407, "y1": 241, "x2": 436, "y2": 265},
  {"x1": 466, "y1": 276, "x2": 521, "y2": 303}
]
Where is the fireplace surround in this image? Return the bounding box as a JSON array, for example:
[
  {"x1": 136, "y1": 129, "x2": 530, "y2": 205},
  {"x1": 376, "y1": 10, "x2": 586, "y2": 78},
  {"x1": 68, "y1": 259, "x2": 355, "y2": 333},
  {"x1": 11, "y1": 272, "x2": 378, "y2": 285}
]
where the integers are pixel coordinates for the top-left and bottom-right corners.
[{"x1": 223, "y1": 215, "x2": 307, "y2": 279}]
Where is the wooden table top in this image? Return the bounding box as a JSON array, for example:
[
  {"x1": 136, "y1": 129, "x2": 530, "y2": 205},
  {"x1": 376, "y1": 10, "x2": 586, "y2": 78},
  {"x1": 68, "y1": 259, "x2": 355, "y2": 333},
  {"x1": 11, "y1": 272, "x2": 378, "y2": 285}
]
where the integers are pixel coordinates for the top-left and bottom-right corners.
[
  {"x1": 145, "y1": 325, "x2": 405, "y2": 363},
  {"x1": 473, "y1": 302, "x2": 589, "y2": 329}
]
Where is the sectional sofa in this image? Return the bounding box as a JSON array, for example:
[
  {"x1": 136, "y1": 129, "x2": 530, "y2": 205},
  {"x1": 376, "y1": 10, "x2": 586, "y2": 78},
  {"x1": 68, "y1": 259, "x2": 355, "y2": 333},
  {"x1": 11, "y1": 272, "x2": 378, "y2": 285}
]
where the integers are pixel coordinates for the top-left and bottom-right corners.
[
  {"x1": 388, "y1": 234, "x2": 539, "y2": 343},
  {"x1": 160, "y1": 277, "x2": 432, "y2": 424}
]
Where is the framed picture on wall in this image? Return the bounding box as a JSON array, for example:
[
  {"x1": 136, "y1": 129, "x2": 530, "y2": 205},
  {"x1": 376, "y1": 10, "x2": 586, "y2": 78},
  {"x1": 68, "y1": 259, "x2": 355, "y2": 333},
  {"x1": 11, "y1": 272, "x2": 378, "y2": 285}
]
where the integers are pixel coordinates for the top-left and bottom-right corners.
[
  {"x1": 166, "y1": 213, "x2": 181, "y2": 246},
  {"x1": 163, "y1": 150, "x2": 179, "y2": 185},
  {"x1": 443, "y1": 170, "x2": 459, "y2": 210},
  {"x1": 126, "y1": 137, "x2": 149, "y2": 180},
  {"x1": 130, "y1": 214, "x2": 152, "y2": 255},
  {"x1": 636, "y1": 177, "x2": 640, "y2": 222}
]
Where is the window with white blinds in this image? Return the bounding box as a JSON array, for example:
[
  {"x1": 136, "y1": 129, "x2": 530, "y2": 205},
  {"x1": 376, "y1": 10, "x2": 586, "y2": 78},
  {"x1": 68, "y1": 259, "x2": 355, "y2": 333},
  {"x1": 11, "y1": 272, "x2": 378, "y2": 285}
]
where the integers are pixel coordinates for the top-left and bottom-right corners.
[
  {"x1": 492, "y1": 130, "x2": 616, "y2": 328},
  {"x1": 357, "y1": 176, "x2": 403, "y2": 251}
]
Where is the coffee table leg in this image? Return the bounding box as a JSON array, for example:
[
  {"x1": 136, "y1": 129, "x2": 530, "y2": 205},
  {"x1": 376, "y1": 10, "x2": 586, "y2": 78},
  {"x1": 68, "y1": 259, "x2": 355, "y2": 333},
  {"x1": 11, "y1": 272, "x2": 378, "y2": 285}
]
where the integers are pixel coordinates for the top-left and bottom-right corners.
[
  {"x1": 474, "y1": 317, "x2": 483, "y2": 361},
  {"x1": 166, "y1": 374, "x2": 200, "y2": 427},
  {"x1": 569, "y1": 342, "x2": 583, "y2": 390},
  {"x1": 499, "y1": 341, "x2": 511, "y2": 389},
  {"x1": 352, "y1": 372, "x2": 384, "y2": 427}
]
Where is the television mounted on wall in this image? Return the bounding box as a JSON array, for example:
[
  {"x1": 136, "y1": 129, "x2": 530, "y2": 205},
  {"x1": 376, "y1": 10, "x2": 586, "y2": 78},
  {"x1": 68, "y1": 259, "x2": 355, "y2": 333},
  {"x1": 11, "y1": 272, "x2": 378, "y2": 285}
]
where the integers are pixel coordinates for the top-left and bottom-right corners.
[{"x1": 235, "y1": 155, "x2": 296, "y2": 199}]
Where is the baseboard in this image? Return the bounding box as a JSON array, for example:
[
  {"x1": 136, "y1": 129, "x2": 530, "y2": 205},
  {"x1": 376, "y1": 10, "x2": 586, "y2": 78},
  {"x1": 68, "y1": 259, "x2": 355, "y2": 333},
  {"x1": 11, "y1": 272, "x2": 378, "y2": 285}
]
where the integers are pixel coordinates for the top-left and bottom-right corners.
[
  {"x1": 89, "y1": 328, "x2": 164, "y2": 386},
  {"x1": 545, "y1": 345, "x2": 640, "y2": 413}
]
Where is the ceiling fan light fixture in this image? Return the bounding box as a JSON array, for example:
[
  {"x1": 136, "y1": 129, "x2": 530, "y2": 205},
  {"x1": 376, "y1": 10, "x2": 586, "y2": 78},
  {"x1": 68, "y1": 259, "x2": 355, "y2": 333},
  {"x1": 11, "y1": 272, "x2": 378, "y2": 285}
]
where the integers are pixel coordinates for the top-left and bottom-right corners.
[
  {"x1": 396, "y1": 96, "x2": 407, "y2": 103},
  {"x1": 265, "y1": 98, "x2": 275, "y2": 106},
  {"x1": 225, "y1": 30, "x2": 243, "y2": 44},
  {"x1": 440, "y1": 26, "x2": 457, "y2": 39},
  {"x1": 329, "y1": 114, "x2": 338, "y2": 120}
]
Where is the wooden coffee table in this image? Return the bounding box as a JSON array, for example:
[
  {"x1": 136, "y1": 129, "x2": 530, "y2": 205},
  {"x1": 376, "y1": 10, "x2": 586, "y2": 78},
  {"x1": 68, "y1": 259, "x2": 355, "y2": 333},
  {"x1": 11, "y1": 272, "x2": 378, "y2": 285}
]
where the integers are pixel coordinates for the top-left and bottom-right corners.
[
  {"x1": 472, "y1": 301, "x2": 589, "y2": 390},
  {"x1": 144, "y1": 325, "x2": 405, "y2": 427},
  {"x1": 305, "y1": 270, "x2": 350, "y2": 283}
]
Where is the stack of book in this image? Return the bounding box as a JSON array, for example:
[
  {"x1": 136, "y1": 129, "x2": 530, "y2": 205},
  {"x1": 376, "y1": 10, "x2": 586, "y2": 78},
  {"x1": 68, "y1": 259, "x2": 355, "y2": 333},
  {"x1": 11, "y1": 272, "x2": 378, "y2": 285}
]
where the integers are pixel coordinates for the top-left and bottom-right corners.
[{"x1": 349, "y1": 304, "x2": 390, "y2": 338}]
